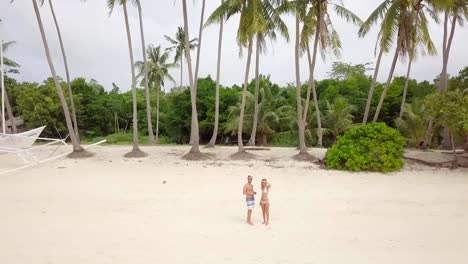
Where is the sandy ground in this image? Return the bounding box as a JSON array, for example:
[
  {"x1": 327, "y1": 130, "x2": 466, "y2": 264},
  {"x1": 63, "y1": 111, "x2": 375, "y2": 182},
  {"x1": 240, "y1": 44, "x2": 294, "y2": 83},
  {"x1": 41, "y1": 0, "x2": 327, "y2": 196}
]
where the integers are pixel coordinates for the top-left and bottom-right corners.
[{"x1": 1, "y1": 145, "x2": 468, "y2": 264}]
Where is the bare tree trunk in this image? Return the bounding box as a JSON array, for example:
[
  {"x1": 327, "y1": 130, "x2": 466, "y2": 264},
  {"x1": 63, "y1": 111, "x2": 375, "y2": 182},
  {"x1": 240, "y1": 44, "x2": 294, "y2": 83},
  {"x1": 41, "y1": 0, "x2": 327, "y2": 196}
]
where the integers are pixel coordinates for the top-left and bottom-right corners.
[
  {"x1": 305, "y1": 30, "x2": 321, "y2": 147},
  {"x1": 155, "y1": 83, "x2": 160, "y2": 144},
  {"x1": 207, "y1": 3, "x2": 224, "y2": 148},
  {"x1": 373, "y1": 43, "x2": 400, "y2": 122},
  {"x1": 2, "y1": 87, "x2": 16, "y2": 133},
  {"x1": 32, "y1": 0, "x2": 83, "y2": 152},
  {"x1": 238, "y1": 39, "x2": 253, "y2": 153},
  {"x1": 182, "y1": 0, "x2": 200, "y2": 154},
  {"x1": 248, "y1": 36, "x2": 261, "y2": 146},
  {"x1": 363, "y1": 48, "x2": 384, "y2": 124},
  {"x1": 137, "y1": 2, "x2": 155, "y2": 144},
  {"x1": 123, "y1": 2, "x2": 141, "y2": 153},
  {"x1": 294, "y1": 13, "x2": 307, "y2": 154},
  {"x1": 399, "y1": 57, "x2": 412, "y2": 118},
  {"x1": 48, "y1": 0, "x2": 79, "y2": 141}
]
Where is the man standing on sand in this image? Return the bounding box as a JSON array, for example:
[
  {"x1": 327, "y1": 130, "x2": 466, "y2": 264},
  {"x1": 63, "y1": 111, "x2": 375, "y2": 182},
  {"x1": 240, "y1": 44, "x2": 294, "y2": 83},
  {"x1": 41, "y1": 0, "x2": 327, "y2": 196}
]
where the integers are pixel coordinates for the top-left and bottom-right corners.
[{"x1": 243, "y1": 175, "x2": 256, "y2": 225}]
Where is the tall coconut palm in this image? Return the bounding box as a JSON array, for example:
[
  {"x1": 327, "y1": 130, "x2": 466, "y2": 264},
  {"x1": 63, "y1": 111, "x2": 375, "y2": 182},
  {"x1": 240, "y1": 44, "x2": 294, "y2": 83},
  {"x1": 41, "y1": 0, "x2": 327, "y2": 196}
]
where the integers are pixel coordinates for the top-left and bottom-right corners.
[
  {"x1": 424, "y1": 0, "x2": 468, "y2": 147},
  {"x1": 206, "y1": 0, "x2": 225, "y2": 148},
  {"x1": 41, "y1": 0, "x2": 80, "y2": 141},
  {"x1": 181, "y1": 0, "x2": 202, "y2": 155},
  {"x1": 207, "y1": 0, "x2": 273, "y2": 154},
  {"x1": 136, "y1": 45, "x2": 176, "y2": 143},
  {"x1": 399, "y1": 7, "x2": 436, "y2": 118},
  {"x1": 20, "y1": 0, "x2": 84, "y2": 152},
  {"x1": 107, "y1": 0, "x2": 145, "y2": 156},
  {"x1": 247, "y1": 0, "x2": 289, "y2": 146},
  {"x1": 164, "y1": 27, "x2": 197, "y2": 89},
  {"x1": 360, "y1": 0, "x2": 431, "y2": 122},
  {"x1": 132, "y1": 0, "x2": 155, "y2": 144},
  {"x1": 296, "y1": 0, "x2": 361, "y2": 150}
]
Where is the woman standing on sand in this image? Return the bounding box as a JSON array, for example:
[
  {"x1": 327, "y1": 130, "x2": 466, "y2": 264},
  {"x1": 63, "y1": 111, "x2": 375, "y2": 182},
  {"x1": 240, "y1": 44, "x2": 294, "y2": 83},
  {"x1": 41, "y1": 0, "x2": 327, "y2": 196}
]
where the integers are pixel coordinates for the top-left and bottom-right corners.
[{"x1": 260, "y1": 179, "x2": 271, "y2": 225}]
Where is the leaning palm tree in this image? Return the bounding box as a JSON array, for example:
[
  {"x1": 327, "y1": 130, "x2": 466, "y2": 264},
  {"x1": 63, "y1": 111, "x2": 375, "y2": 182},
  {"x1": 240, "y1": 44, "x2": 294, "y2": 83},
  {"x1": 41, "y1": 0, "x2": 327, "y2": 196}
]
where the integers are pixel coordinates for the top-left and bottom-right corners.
[
  {"x1": 164, "y1": 27, "x2": 198, "y2": 89},
  {"x1": 41, "y1": 0, "x2": 80, "y2": 141},
  {"x1": 107, "y1": 0, "x2": 145, "y2": 157},
  {"x1": 293, "y1": 0, "x2": 361, "y2": 152},
  {"x1": 399, "y1": 7, "x2": 437, "y2": 118},
  {"x1": 16, "y1": 0, "x2": 83, "y2": 153},
  {"x1": 247, "y1": 0, "x2": 289, "y2": 146},
  {"x1": 136, "y1": 45, "x2": 176, "y2": 143},
  {"x1": 360, "y1": 0, "x2": 431, "y2": 122}
]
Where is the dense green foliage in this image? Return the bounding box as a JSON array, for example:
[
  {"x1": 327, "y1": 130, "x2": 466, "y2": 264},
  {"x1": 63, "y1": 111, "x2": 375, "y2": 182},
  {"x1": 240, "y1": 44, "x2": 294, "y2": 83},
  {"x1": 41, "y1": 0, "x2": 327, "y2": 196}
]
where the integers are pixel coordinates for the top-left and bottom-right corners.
[
  {"x1": 325, "y1": 123, "x2": 406, "y2": 173},
  {"x1": 3, "y1": 64, "x2": 468, "y2": 148}
]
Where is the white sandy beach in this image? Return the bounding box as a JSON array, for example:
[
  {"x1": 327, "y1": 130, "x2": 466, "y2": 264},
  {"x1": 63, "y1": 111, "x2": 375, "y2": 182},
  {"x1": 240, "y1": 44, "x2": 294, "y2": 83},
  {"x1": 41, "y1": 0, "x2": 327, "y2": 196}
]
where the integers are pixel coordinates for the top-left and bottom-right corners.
[{"x1": 1, "y1": 145, "x2": 468, "y2": 264}]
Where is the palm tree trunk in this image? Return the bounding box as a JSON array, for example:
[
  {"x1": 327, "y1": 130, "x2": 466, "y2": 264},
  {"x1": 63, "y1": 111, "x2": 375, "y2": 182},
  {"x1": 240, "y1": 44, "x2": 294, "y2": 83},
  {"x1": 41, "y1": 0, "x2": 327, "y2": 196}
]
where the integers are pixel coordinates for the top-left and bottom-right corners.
[
  {"x1": 363, "y1": 48, "x2": 384, "y2": 124},
  {"x1": 424, "y1": 12, "x2": 457, "y2": 148},
  {"x1": 207, "y1": 3, "x2": 224, "y2": 148},
  {"x1": 294, "y1": 13, "x2": 307, "y2": 154},
  {"x1": 248, "y1": 36, "x2": 261, "y2": 146},
  {"x1": 189, "y1": 0, "x2": 206, "y2": 146},
  {"x1": 48, "y1": 0, "x2": 79, "y2": 141},
  {"x1": 194, "y1": 0, "x2": 206, "y2": 93},
  {"x1": 305, "y1": 30, "x2": 322, "y2": 147},
  {"x1": 182, "y1": 0, "x2": 200, "y2": 154},
  {"x1": 123, "y1": 1, "x2": 141, "y2": 153},
  {"x1": 238, "y1": 39, "x2": 254, "y2": 153},
  {"x1": 373, "y1": 43, "x2": 400, "y2": 122},
  {"x1": 399, "y1": 57, "x2": 413, "y2": 118},
  {"x1": 155, "y1": 83, "x2": 160, "y2": 144},
  {"x1": 32, "y1": 0, "x2": 83, "y2": 152},
  {"x1": 180, "y1": 53, "x2": 183, "y2": 88},
  {"x1": 2, "y1": 87, "x2": 17, "y2": 133},
  {"x1": 137, "y1": 2, "x2": 155, "y2": 144}
]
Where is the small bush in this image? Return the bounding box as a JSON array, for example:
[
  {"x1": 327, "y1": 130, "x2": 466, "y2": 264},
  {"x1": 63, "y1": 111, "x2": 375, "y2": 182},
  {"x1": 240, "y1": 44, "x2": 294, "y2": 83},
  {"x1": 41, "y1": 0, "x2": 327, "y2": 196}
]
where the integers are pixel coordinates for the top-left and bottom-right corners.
[{"x1": 325, "y1": 123, "x2": 405, "y2": 173}]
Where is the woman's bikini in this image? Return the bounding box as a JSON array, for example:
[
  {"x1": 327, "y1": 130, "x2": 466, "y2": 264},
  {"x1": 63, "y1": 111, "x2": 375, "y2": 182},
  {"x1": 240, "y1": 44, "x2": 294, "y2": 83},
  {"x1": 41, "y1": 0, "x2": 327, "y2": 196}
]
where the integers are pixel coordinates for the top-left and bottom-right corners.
[{"x1": 260, "y1": 187, "x2": 269, "y2": 205}]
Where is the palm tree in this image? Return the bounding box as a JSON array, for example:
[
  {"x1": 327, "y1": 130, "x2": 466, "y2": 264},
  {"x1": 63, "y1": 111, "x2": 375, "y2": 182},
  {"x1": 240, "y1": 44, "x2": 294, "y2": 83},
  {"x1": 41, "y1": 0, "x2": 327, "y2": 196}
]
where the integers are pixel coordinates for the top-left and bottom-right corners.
[
  {"x1": 207, "y1": 0, "x2": 275, "y2": 154},
  {"x1": 132, "y1": 0, "x2": 155, "y2": 144},
  {"x1": 42, "y1": 0, "x2": 80, "y2": 141},
  {"x1": 424, "y1": 0, "x2": 468, "y2": 148},
  {"x1": 323, "y1": 97, "x2": 357, "y2": 143},
  {"x1": 360, "y1": 0, "x2": 431, "y2": 122},
  {"x1": 295, "y1": 0, "x2": 361, "y2": 151},
  {"x1": 107, "y1": 0, "x2": 145, "y2": 157},
  {"x1": 136, "y1": 45, "x2": 176, "y2": 143},
  {"x1": 18, "y1": 0, "x2": 84, "y2": 152},
  {"x1": 396, "y1": 99, "x2": 427, "y2": 147},
  {"x1": 248, "y1": 0, "x2": 289, "y2": 146},
  {"x1": 206, "y1": 0, "x2": 225, "y2": 148},
  {"x1": 1, "y1": 41, "x2": 20, "y2": 133},
  {"x1": 164, "y1": 27, "x2": 197, "y2": 89},
  {"x1": 399, "y1": 7, "x2": 436, "y2": 118},
  {"x1": 181, "y1": 0, "x2": 202, "y2": 155}
]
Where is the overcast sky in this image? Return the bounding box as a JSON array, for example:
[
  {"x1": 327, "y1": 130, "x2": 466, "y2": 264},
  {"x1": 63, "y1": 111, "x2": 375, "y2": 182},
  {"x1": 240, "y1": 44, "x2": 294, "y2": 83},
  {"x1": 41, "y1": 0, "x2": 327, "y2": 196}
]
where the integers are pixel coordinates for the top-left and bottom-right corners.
[{"x1": 1, "y1": 0, "x2": 467, "y2": 92}]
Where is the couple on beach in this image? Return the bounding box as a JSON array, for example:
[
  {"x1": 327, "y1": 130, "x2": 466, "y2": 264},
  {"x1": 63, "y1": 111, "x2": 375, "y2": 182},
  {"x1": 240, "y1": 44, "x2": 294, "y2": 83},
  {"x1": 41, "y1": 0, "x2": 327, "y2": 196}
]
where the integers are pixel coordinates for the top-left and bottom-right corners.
[{"x1": 243, "y1": 175, "x2": 271, "y2": 226}]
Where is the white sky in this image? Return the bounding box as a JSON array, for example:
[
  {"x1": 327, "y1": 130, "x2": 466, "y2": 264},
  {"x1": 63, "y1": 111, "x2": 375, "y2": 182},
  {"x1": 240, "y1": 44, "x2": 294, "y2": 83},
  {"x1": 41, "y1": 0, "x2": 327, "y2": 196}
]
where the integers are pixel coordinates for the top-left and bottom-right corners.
[{"x1": 1, "y1": 0, "x2": 467, "y2": 92}]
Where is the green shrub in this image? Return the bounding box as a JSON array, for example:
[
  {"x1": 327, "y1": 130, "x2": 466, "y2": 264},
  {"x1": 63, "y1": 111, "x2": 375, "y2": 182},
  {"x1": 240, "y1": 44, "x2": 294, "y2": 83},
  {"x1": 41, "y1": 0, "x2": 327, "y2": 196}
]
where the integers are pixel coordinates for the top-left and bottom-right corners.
[{"x1": 325, "y1": 123, "x2": 405, "y2": 173}]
